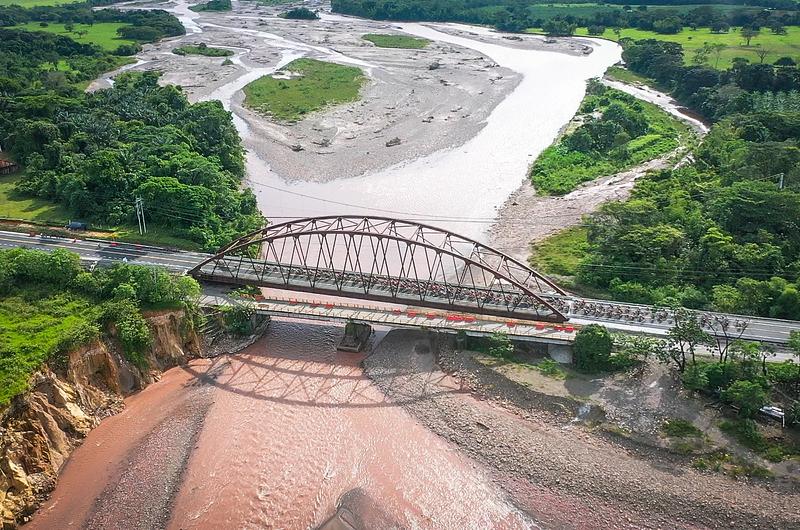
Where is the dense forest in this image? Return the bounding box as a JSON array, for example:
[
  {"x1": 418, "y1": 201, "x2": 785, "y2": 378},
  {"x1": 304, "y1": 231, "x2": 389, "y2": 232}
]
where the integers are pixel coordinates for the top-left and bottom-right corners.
[
  {"x1": 332, "y1": 0, "x2": 800, "y2": 33},
  {"x1": 0, "y1": 5, "x2": 262, "y2": 250},
  {"x1": 575, "y1": 41, "x2": 800, "y2": 318}
]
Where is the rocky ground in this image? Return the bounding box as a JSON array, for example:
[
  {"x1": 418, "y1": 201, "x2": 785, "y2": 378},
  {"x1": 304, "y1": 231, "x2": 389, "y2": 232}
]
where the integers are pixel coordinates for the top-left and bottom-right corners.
[
  {"x1": 98, "y1": 0, "x2": 553, "y2": 182},
  {"x1": 363, "y1": 329, "x2": 800, "y2": 530}
]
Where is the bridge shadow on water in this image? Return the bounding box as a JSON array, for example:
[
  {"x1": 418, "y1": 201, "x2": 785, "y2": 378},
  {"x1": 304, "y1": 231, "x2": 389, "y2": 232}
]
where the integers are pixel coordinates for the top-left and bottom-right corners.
[{"x1": 178, "y1": 320, "x2": 462, "y2": 409}]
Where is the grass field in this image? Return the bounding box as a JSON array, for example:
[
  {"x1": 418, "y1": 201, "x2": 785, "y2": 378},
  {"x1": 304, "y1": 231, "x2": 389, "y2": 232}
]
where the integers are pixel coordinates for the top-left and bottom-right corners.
[
  {"x1": 243, "y1": 58, "x2": 365, "y2": 121},
  {"x1": 362, "y1": 33, "x2": 430, "y2": 49},
  {"x1": 0, "y1": 288, "x2": 98, "y2": 406},
  {"x1": 0, "y1": 173, "x2": 72, "y2": 224},
  {"x1": 12, "y1": 22, "x2": 135, "y2": 52},
  {"x1": 527, "y1": 3, "x2": 759, "y2": 19},
  {"x1": 573, "y1": 26, "x2": 800, "y2": 70},
  {"x1": 529, "y1": 226, "x2": 588, "y2": 277},
  {"x1": 0, "y1": 0, "x2": 82, "y2": 6}
]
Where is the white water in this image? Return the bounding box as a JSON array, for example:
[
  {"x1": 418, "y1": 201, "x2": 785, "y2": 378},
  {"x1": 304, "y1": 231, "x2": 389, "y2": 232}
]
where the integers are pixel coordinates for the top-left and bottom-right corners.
[{"x1": 158, "y1": 1, "x2": 622, "y2": 241}]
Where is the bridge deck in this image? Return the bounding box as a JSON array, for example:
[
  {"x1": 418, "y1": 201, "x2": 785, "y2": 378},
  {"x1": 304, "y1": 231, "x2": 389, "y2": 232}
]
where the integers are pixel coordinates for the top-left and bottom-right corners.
[{"x1": 201, "y1": 294, "x2": 577, "y2": 344}]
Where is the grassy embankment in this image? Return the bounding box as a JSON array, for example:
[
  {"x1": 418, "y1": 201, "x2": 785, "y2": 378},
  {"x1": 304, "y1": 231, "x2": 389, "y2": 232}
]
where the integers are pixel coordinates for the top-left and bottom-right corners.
[
  {"x1": 12, "y1": 22, "x2": 136, "y2": 51},
  {"x1": 362, "y1": 33, "x2": 429, "y2": 49},
  {"x1": 0, "y1": 288, "x2": 99, "y2": 406},
  {"x1": 0, "y1": 248, "x2": 201, "y2": 407},
  {"x1": 243, "y1": 58, "x2": 365, "y2": 121},
  {"x1": 173, "y1": 43, "x2": 233, "y2": 57},
  {"x1": 530, "y1": 85, "x2": 691, "y2": 195},
  {"x1": 546, "y1": 26, "x2": 800, "y2": 70}
]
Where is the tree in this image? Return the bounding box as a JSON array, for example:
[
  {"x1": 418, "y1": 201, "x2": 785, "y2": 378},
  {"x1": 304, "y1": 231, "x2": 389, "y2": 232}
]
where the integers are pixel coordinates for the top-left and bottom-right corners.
[
  {"x1": 542, "y1": 19, "x2": 576, "y2": 37},
  {"x1": 740, "y1": 27, "x2": 760, "y2": 47},
  {"x1": 573, "y1": 324, "x2": 612, "y2": 372},
  {"x1": 682, "y1": 362, "x2": 709, "y2": 392},
  {"x1": 722, "y1": 380, "x2": 768, "y2": 417},
  {"x1": 770, "y1": 22, "x2": 787, "y2": 36},
  {"x1": 755, "y1": 47, "x2": 769, "y2": 64},
  {"x1": 587, "y1": 25, "x2": 606, "y2": 36},
  {"x1": 65, "y1": 22, "x2": 75, "y2": 33},
  {"x1": 710, "y1": 43, "x2": 726, "y2": 69},
  {"x1": 663, "y1": 309, "x2": 713, "y2": 372},
  {"x1": 711, "y1": 20, "x2": 730, "y2": 34},
  {"x1": 790, "y1": 330, "x2": 800, "y2": 359},
  {"x1": 775, "y1": 56, "x2": 796, "y2": 67}
]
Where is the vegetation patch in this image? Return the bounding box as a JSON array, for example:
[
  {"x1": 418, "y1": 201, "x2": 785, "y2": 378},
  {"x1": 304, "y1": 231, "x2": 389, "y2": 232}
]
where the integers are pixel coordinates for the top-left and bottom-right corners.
[
  {"x1": 604, "y1": 65, "x2": 653, "y2": 86},
  {"x1": 280, "y1": 7, "x2": 319, "y2": 20},
  {"x1": 243, "y1": 58, "x2": 365, "y2": 121},
  {"x1": 692, "y1": 450, "x2": 773, "y2": 479},
  {"x1": 189, "y1": 0, "x2": 231, "y2": 12},
  {"x1": 0, "y1": 0, "x2": 81, "y2": 6},
  {"x1": 0, "y1": 248, "x2": 201, "y2": 406},
  {"x1": 531, "y1": 80, "x2": 689, "y2": 195},
  {"x1": 661, "y1": 418, "x2": 703, "y2": 438},
  {"x1": 362, "y1": 33, "x2": 429, "y2": 49},
  {"x1": 529, "y1": 226, "x2": 588, "y2": 277},
  {"x1": 173, "y1": 43, "x2": 234, "y2": 57},
  {"x1": 12, "y1": 22, "x2": 136, "y2": 51}
]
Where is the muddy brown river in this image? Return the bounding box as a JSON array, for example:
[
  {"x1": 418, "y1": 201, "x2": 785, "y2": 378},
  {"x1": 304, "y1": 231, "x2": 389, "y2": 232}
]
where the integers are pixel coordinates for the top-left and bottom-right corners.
[{"x1": 29, "y1": 321, "x2": 534, "y2": 529}]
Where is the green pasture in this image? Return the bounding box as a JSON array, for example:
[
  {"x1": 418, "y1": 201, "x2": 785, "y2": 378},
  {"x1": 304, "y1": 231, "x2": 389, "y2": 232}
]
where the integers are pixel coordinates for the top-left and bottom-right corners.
[{"x1": 12, "y1": 22, "x2": 135, "y2": 51}]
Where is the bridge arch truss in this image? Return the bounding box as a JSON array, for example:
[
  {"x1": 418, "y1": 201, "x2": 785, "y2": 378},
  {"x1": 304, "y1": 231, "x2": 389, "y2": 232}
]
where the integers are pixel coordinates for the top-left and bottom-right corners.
[{"x1": 190, "y1": 216, "x2": 568, "y2": 322}]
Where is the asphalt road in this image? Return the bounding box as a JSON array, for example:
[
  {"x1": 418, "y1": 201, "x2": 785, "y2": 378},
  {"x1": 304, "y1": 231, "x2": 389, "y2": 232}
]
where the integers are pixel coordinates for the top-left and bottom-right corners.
[{"x1": 3, "y1": 230, "x2": 800, "y2": 347}]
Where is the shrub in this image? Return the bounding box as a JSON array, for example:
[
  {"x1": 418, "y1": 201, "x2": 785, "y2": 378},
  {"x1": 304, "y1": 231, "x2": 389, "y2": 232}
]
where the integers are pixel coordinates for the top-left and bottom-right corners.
[
  {"x1": 281, "y1": 7, "x2": 319, "y2": 20},
  {"x1": 682, "y1": 362, "x2": 709, "y2": 392},
  {"x1": 721, "y1": 380, "x2": 768, "y2": 417},
  {"x1": 221, "y1": 303, "x2": 256, "y2": 336},
  {"x1": 487, "y1": 332, "x2": 514, "y2": 359},
  {"x1": 573, "y1": 324, "x2": 612, "y2": 372},
  {"x1": 662, "y1": 418, "x2": 702, "y2": 438},
  {"x1": 720, "y1": 419, "x2": 768, "y2": 453}
]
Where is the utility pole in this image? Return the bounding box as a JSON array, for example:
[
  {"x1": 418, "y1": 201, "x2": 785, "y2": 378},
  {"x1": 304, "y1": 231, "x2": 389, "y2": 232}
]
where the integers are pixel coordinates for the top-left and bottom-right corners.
[
  {"x1": 778, "y1": 173, "x2": 785, "y2": 190},
  {"x1": 135, "y1": 197, "x2": 147, "y2": 235}
]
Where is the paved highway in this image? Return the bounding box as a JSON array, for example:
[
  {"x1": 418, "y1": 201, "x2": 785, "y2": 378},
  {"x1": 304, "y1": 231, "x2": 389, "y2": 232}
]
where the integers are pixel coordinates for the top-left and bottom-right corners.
[{"x1": 3, "y1": 229, "x2": 800, "y2": 346}]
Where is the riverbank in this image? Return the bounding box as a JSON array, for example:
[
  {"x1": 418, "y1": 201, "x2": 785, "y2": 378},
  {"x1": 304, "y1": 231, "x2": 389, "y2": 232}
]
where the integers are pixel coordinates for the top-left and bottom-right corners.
[
  {"x1": 1, "y1": 310, "x2": 199, "y2": 527},
  {"x1": 488, "y1": 70, "x2": 705, "y2": 262},
  {"x1": 363, "y1": 330, "x2": 800, "y2": 529}
]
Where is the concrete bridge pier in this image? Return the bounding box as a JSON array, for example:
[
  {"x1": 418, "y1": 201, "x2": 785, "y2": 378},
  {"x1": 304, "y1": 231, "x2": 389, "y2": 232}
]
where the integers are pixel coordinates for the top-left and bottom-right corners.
[
  {"x1": 338, "y1": 321, "x2": 372, "y2": 352},
  {"x1": 547, "y1": 343, "x2": 573, "y2": 364}
]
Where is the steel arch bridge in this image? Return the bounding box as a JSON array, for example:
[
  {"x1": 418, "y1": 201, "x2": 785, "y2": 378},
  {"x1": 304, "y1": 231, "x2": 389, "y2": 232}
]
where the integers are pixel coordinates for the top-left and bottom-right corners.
[{"x1": 189, "y1": 216, "x2": 569, "y2": 322}]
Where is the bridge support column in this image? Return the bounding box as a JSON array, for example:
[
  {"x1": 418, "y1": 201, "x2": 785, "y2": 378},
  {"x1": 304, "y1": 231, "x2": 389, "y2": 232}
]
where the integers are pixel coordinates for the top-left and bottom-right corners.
[
  {"x1": 547, "y1": 343, "x2": 573, "y2": 364},
  {"x1": 338, "y1": 321, "x2": 372, "y2": 352}
]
